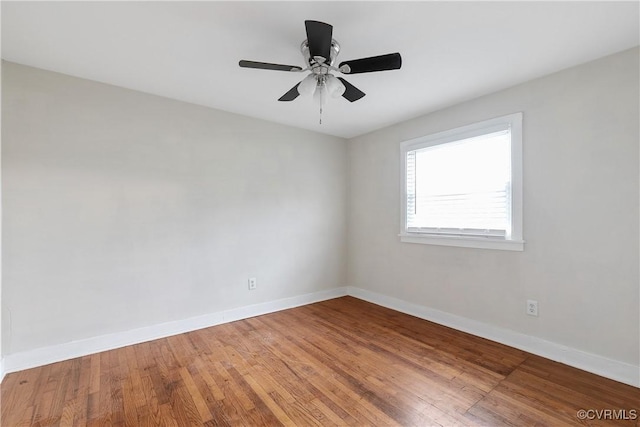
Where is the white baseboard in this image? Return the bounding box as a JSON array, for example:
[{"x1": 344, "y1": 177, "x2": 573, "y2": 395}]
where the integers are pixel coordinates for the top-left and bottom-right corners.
[
  {"x1": 346, "y1": 286, "x2": 639, "y2": 388},
  {"x1": 3, "y1": 285, "x2": 638, "y2": 389},
  {"x1": 3, "y1": 287, "x2": 348, "y2": 376}
]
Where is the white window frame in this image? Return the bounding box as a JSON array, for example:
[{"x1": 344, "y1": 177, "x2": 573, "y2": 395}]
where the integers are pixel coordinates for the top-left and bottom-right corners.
[{"x1": 399, "y1": 112, "x2": 524, "y2": 251}]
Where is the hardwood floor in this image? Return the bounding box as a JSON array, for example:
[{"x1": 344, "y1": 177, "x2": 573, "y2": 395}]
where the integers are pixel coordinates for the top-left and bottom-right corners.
[{"x1": 2, "y1": 296, "x2": 638, "y2": 426}]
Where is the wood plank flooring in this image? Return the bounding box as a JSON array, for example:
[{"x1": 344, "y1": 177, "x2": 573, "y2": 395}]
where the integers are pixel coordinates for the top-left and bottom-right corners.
[{"x1": 2, "y1": 296, "x2": 638, "y2": 426}]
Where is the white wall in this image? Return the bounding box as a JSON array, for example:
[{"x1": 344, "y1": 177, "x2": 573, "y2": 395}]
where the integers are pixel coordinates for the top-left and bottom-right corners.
[
  {"x1": 348, "y1": 48, "x2": 639, "y2": 369},
  {"x1": 3, "y1": 48, "x2": 639, "y2": 386},
  {"x1": 0, "y1": 59, "x2": 3, "y2": 379},
  {"x1": 2, "y1": 62, "x2": 347, "y2": 355}
]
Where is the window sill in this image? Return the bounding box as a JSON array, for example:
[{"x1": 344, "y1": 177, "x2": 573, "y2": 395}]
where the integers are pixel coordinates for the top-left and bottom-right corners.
[{"x1": 399, "y1": 233, "x2": 524, "y2": 251}]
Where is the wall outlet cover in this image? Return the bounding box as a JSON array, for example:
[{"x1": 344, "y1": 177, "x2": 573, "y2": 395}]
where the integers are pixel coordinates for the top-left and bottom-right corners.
[{"x1": 526, "y1": 299, "x2": 538, "y2": 317}]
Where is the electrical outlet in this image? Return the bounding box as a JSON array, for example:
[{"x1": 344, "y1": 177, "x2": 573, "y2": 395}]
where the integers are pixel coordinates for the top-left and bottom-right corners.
[
  {"x1": 248, "y1": 277, "x2": 257, "y2": 290},
  {"x1": 526, "y1": 299, "x2": 538, "y2": 317}
]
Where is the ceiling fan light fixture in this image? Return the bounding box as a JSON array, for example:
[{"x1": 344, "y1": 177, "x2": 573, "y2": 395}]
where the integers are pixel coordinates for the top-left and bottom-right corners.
[
  {"x1": 313, "y1": 81, "x2": 329, "y2": 107},
  {"x1": 298, "y1": 74, "x2": 317, "y2": 96},
  {"x1": 325, "y1": 74, "x2": 346, "y2": 98}
]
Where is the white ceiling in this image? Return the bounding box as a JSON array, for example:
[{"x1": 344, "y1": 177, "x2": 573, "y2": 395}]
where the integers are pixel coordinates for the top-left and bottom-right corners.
[{"x1": 2, "y1": 1, "x2": 639, "y2": 139}]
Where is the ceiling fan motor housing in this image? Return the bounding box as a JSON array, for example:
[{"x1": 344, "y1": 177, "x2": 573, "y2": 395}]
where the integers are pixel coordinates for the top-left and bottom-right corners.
[{"x1": 301, "y1": 39, "x2": 341, "y2": 73}]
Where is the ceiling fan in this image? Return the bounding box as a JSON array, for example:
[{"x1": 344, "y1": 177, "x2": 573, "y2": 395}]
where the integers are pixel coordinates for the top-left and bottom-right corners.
[{"x1": 239, "y1": 20, "x2": 402, "y2": 107}]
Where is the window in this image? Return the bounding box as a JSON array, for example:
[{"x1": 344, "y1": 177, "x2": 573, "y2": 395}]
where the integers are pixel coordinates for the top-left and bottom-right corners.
[{"x1": 400, "y1": 113, "x2": 523, "y2": 251}]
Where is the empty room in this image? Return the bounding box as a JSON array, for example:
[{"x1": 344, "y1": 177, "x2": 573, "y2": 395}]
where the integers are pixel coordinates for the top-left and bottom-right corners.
[{"x1": 1, "y1": 1, "x2": 639, "y2": 426}]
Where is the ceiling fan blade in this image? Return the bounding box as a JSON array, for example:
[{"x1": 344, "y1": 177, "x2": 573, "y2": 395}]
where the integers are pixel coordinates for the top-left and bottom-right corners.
[
  {"x1": 278, "y1": 83, "x2": 300, "y2": 102},
  {"x1": 239, "y1": 60, "x2": 303, "y2": 72},
  {"x1": 305, "y1": 20, "x2": 332, "y2": 62},
  {"x1": 339, "y1": 53, "x2": 402, "y2": 74},
  {"x1": 337, "y1": 77, "x2": 365, "y2": 102}
]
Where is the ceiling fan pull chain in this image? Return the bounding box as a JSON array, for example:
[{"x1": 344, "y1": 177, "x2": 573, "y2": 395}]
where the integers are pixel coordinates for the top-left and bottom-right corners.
[{"x1": 319, "y1": 84, "x2": 323, "y2": 124}]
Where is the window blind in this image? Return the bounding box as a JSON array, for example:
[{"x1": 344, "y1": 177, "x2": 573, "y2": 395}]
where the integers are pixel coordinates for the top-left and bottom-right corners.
[{"x1": 406, "y1": 129, "x2": 511, "y2": 238}]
